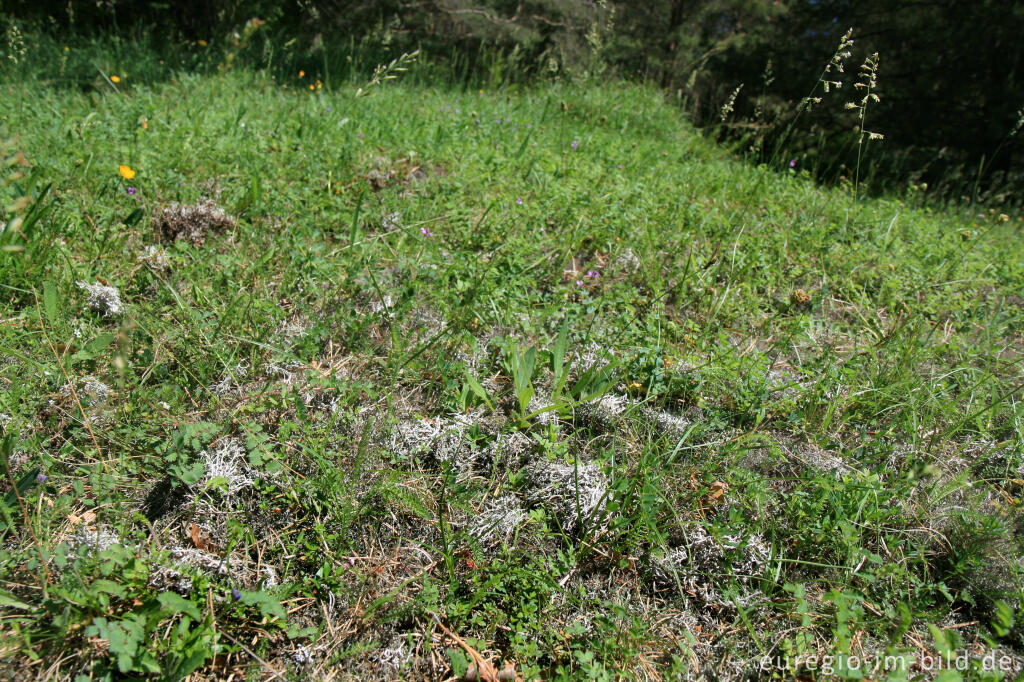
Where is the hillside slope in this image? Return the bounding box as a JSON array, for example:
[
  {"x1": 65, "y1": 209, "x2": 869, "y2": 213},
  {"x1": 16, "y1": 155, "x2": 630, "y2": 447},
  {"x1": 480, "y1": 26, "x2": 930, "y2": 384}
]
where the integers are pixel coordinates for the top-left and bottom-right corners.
[{"x1": 1, "y1": 71, "x2": 1023, "y2": 680}]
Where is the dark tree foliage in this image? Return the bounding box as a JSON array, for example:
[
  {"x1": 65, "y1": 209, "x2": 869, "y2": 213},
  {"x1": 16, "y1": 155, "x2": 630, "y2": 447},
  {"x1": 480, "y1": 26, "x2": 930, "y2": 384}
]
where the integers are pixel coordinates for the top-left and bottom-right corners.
[{"x1": 2, "y1": 0, "x2": 1022, "y2": 201}]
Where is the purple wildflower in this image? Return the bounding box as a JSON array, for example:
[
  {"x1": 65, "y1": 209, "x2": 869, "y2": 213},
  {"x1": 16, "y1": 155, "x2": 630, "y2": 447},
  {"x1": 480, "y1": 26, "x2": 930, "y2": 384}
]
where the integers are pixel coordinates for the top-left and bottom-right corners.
[
  {"x1": 788, "y1": 159, "x2": 796, "y2": 168},
  {"x1": 127, "y1": 187, "x2": 136, "y2": 195},
  {"x1": 357, "y1": 132, "x2": 364, "y2": 139},
  {"x1": 617, "y1": 164, "x2": 623, "y2": 169},
  {"x1": 455, "y1": 108, "x2": 461, "y2": 113},
  {"x1": 232, "y1": 588, "x2": 242, "y2": 601},
  {"x1": 576, "y1": 280, "x2": 584, "y2": 287},
  {"x1": 36, "y1": 473, "x2": 46, "y2": 484},
  {"x1": 571, "y1": 140, "x2": 579, "y2": 149},
  {"x1": 587, "y1": 270, "x2": 598, "y2": 279},
  {"x1": 420, "y1": 227, "x2": 434, "y2": 237},
  {"x1": 516, "y1": 198, "x2": 524, "y2": 205}
]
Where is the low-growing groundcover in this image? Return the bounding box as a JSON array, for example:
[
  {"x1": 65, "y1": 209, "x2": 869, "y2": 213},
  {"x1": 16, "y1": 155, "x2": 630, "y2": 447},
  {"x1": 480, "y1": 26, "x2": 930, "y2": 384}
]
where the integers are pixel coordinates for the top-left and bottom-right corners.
[{"x1": 1, "y1": 64, "x2": 1023, "y2": 681}]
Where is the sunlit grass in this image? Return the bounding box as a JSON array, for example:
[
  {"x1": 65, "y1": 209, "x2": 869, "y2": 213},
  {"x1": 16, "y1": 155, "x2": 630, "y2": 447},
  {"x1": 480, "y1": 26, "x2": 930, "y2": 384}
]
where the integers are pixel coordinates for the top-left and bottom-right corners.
[{"x1": 0, "y1": 53, "x2": 1022, "y2": 680}]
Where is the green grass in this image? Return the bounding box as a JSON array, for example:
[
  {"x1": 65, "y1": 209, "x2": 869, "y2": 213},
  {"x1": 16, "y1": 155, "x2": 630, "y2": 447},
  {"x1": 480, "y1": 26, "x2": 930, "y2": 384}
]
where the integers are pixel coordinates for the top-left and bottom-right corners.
[{"x1": 1, "y1": 55, "x2": 1023, "y2": 681}]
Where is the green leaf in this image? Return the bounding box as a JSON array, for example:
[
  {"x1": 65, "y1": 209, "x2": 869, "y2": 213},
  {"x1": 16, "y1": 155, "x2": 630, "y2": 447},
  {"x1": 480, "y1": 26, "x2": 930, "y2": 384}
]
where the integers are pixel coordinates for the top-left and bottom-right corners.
[
  {"x1": 18, "y1": 183, "x2": 51, "y2": 238},
  {"x1": 463, "y1": 372, "x2": 493, "y2": 411},
  {"x1": 3, "y1": 467, "x2": 40, "y2": 511},
  {"x1": 991, "y1": 599, "x2": 1015, "y2": 637},
  {"x1": 90, "y1": 579, "x2": 128, "y2": 599},
  {"x1": 928, "y1": 623, "x2": 952, "y2": 655},
  {"x1": 447, "y1": 648, "x2": 469, "y2": 678},
  {"x1": 72, "y1": 332, "x2": 116, "y2": 361},
  {"x1": 240, "y1": 590, "x2": 286, "y2": 622},
  {"x1": 123, "y1": 207, "x2": 144, "y2": 227},
  {"x1": 171, "y1": 648, "x2": 213, "y2": 680},
  {"x1": 572, "y1": 362, "x2": 618, "y2": 402},
  {"x1": 42, "y1": 281, "x2": 59, "y2": 324},
  {"x1": 0, "y1": 588, "x2": 32, "y2": 610},
  {"x1": 205, "y1": 476, "x2": 229, "y2": 492},
  {"x1": 157, "y1": 592, "x2": 202, "y2": 620}
]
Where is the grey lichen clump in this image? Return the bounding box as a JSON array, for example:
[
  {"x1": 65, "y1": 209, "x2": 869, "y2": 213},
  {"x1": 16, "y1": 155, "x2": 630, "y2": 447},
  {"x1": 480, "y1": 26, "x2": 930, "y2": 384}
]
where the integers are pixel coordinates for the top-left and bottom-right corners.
[
  {"x1": 137, "y1": 244, "x2": 170, "y2": 271},
  {"x1": 76, "y1": 280, "x2": 125, "y2": 317},
  {"x1": 524, "y1": 458, "x2": 608, "y2": 533},
  {"x1": 201, "y1": 438, "x2": 253, "y2": 497},
  {"x1": 650, "y1": 526, "x2": 770, "y2": 621},
  {"x1": 154, "y1": 199, "x2": 236, "y2": 245},
  {"x1": 469, "y1": 494, "x2": 528, "y2": 549}
]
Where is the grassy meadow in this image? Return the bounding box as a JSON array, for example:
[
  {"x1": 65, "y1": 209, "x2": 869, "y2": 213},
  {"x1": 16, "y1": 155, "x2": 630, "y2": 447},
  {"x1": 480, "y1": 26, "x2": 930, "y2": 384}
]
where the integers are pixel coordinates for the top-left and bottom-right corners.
[{"x1": 1, "y1": 45, "x2": 1024, "y2": 681}]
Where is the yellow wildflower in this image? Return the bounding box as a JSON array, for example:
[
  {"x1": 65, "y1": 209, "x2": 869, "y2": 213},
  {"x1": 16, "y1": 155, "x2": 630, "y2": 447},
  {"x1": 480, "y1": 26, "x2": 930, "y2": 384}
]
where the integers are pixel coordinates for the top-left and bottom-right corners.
[
  {"x1": 299, "y1": 70, "x2": 305, "y2": 78},
  {"x1": 198, "y1": 39, "x2": 207, "y2": 46},
  {"x1": 110, "y1": 75, "x2": 121, "y2": 83},
  {"x1": 119, "y1": 165, "x2": 136, "y2": 179}
]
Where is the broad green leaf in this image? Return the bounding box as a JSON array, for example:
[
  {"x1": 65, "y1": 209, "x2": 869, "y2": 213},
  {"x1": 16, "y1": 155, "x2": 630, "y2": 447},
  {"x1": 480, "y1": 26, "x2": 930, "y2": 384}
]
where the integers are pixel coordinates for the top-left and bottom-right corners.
[
  {"x1": 158, "y1": 591, "x2": 202, "y2": 620},
  {"x1": 123, "y1": 207, "x2": 144, "y2": 227},
  {"x1": 42, "y1": 281, "x2": 59, "y2": 324},
  {"x1": 240, "y1": 590, "x2": 286, "y2": 621},
  {"x1": 463, "y1": 372, "x2": 493, "y2": 410},
  {"x1": 0, "y1": 588, "x2": 32, "y2": 610}
]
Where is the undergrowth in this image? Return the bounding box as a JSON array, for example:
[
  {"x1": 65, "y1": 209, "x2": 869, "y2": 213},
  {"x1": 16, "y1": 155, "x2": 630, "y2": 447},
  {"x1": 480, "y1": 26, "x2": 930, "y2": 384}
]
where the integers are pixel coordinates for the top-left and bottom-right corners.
[{"x1": 0, "y1": 37, "x2": 1023, "y2": 682}]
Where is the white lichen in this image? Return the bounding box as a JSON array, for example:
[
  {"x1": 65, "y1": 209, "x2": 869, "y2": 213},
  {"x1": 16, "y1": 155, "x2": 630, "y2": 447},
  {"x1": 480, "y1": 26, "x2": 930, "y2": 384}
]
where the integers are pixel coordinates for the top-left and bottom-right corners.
[
  {"x1": 651, "y1": 526, "x2": 769, "y2": 620},
  {"x1": 615, "y1": 247, "x2": 641, "y2": 272},
  {"x1": 376, "y1": 637, "x2": 411, "y2": 673},
  {"x1": 369, "y1": 295, "x2": 393, "y2": 315},
  {"x1": 291, "y1": 645, "x2": 315, "y2": 666},
  {"x1": 526, "y1": 394, "x2": 558, "y2": 426},
  {"x1": 69, "y1": 525, "x2": 125, "y2": 558},
  {"x1": 469, "y1": 494, "x2": 527, "y2": 549},
  {"x1": 277, "y1": 318, "x2": 309, "y2": 340},
  {"x1": 261, "y1": 565, "x2": 279, "y2": 589},
  {"x1": 268, "y1": 359, "x2": 306, "y2": 386},
  {"x1": 137, "y1": 245, "x2": 170, "y2": 271},
  {"x1": 389, "y1": 412, "x2": 482, "y2": 474},
  {"x1": 211, "y1": 361, "x2": 248, "y2": 396},
  {"x1": 149, "y1": 564, "x2": 195, "y2": 593},
  {"x1": 169, "y1": 546, "x2": 229, "y2": 575},
  {"x1": 77, "y1": 280, "x2": 125, "y2": 317},
  {"x1": 60, "y1": 376, "x2": 111, "y2": 405},
  {"x1": 525, "y1": 458, "x2": 607, "y2": 532},
  {"x1": 83, "y1": 376, "x2": 111, "y2": 403},
  {"x1": 201, "y1": 438, "x2": 253, "y2": 496},
  {"x1": 648, "y1": 408, "x2": 695, "y2": 438},
  {"x1": 577, "y1": 393, "x2": 633, "y2": 430},
  {"x1": 483, "y1": 429, "x2": 534, "y2": 468}
]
